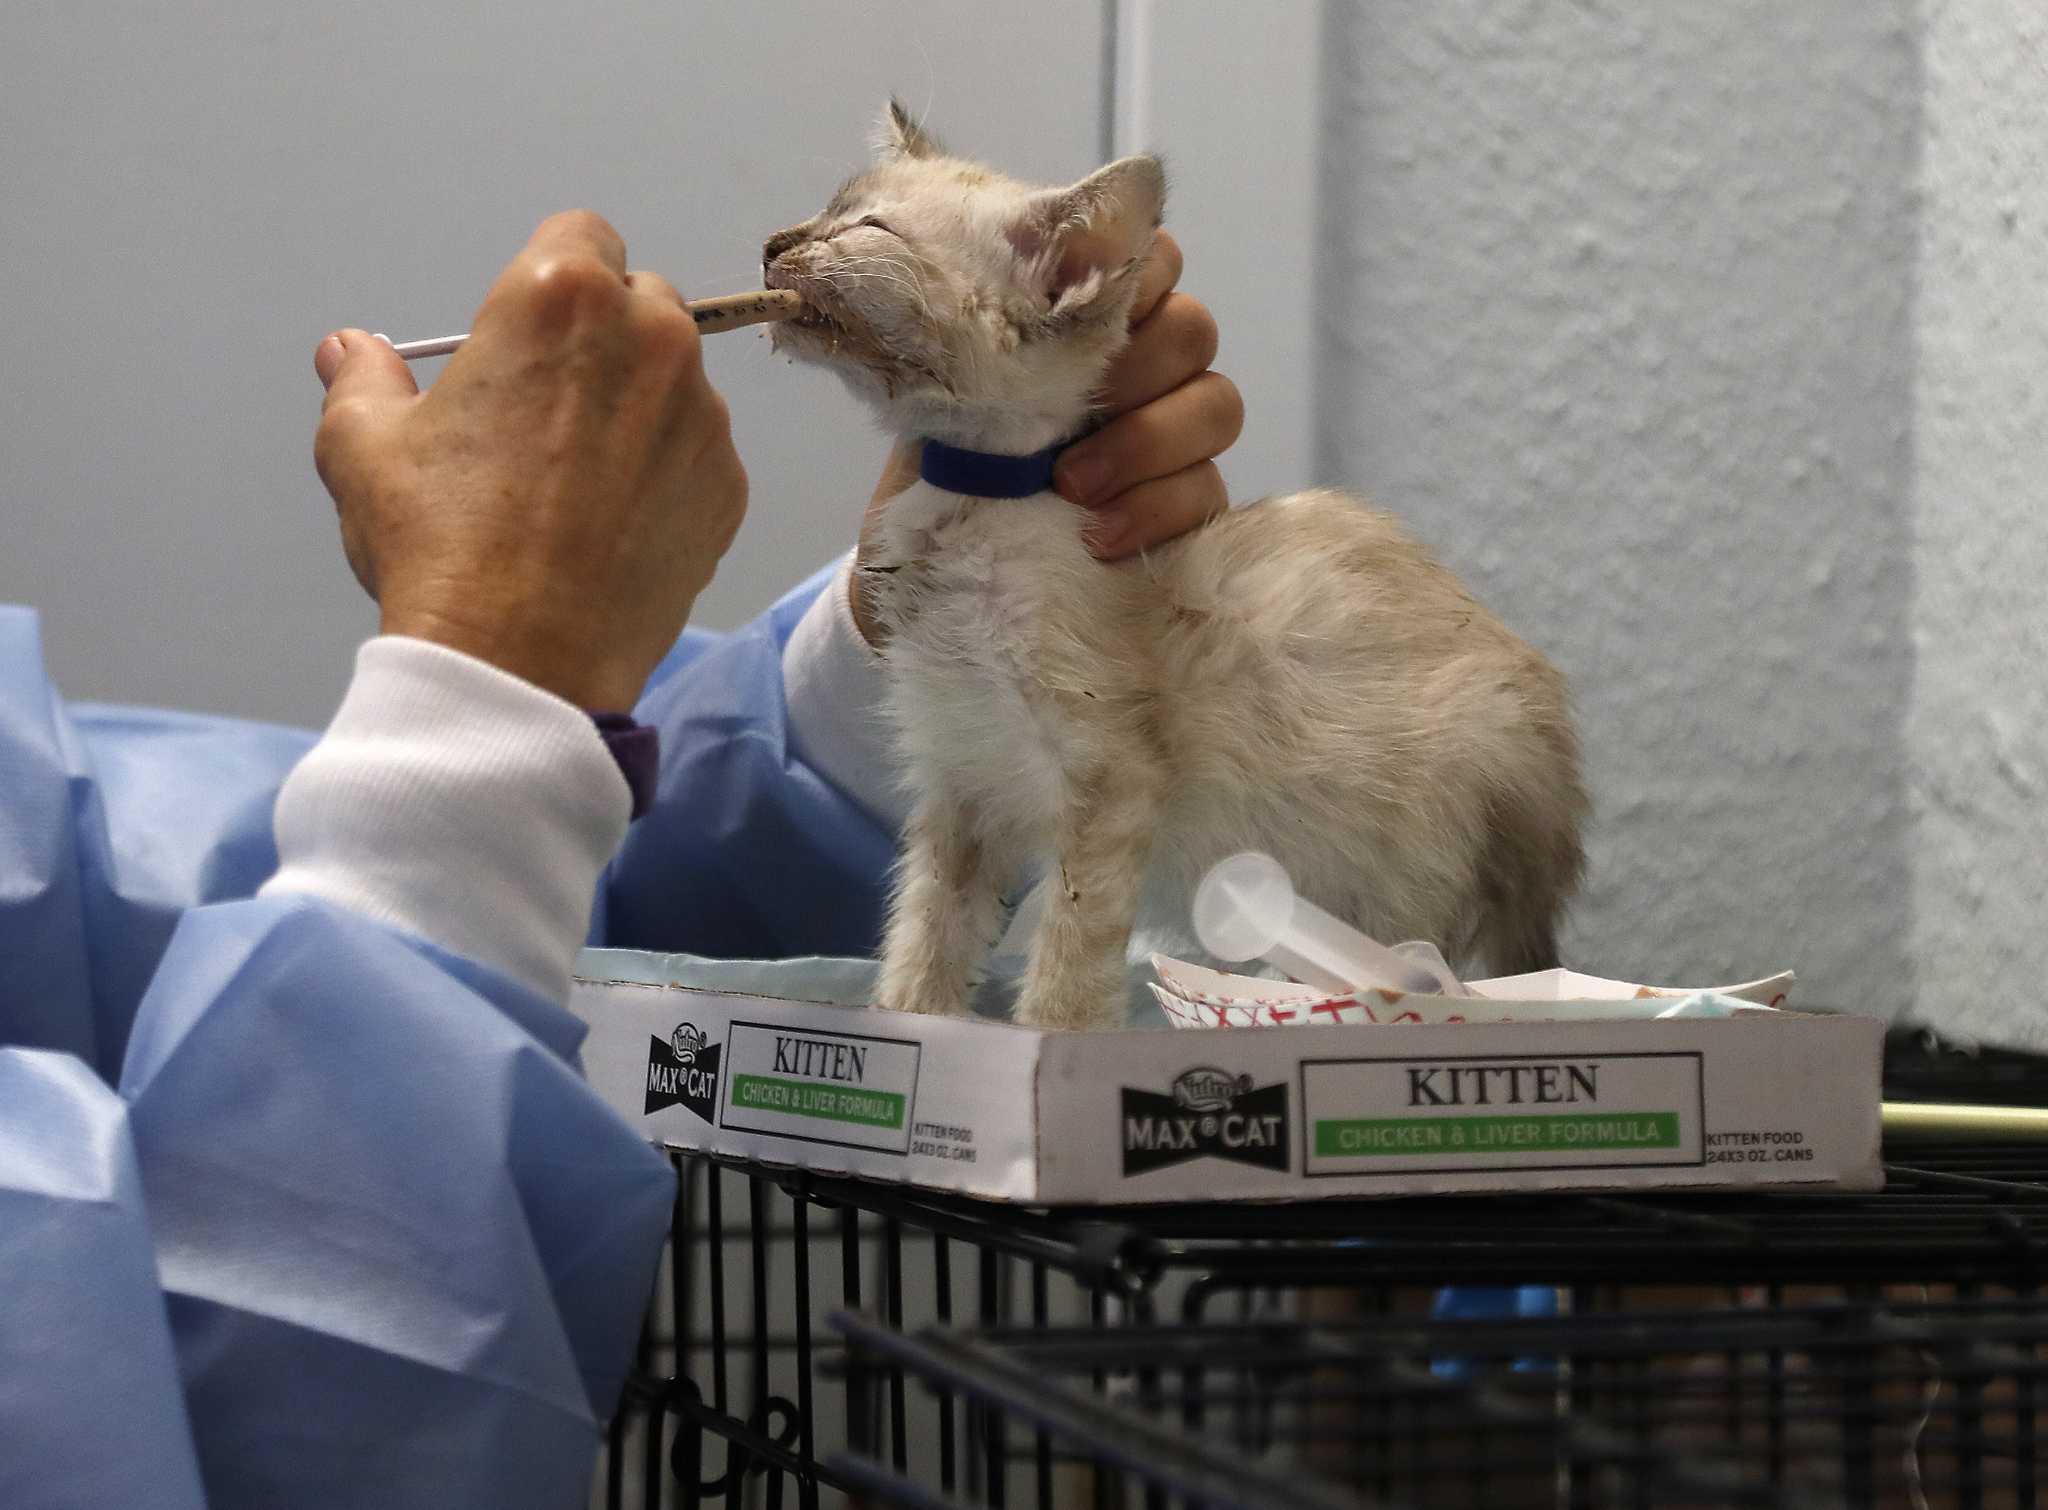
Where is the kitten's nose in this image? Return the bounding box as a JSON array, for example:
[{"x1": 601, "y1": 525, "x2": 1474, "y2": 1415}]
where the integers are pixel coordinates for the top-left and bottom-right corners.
[{"x1": 762, "y1": 227, "x2": 807, "y2": 269}]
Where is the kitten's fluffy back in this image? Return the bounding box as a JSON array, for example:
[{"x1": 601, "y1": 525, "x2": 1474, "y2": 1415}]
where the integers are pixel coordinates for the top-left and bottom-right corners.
[{"x1": 1140, "y1": 491, "x2": 1584, "y2": 969}]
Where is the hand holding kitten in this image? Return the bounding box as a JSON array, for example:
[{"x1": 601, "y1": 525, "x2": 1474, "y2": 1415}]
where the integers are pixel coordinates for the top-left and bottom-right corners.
[{"x1": 849, "y1": 230, "x2": 1243, "y2": 647}]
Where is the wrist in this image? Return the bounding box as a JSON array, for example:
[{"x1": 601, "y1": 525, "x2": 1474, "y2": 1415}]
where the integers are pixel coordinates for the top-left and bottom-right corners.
[
  {"x1": 380, "y1": 602, "x2": 646, "y2": 711},
  {"x1": 259, "y1": 635, "x2": 631, "y2": 1001},
  {"x1": 588, "y1": 711, "x2": 659, "y2": 820}
]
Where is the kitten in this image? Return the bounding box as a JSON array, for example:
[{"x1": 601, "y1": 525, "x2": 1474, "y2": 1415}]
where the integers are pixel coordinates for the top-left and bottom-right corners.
[{"x1": 765, "y1": 102, "x2": 1587, "y2": 1030}]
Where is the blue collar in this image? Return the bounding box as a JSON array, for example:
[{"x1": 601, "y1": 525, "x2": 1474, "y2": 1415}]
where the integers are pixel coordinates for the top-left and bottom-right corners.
[{"x1": 919, "y1": 436, "x2": 1064, "y2": 498}]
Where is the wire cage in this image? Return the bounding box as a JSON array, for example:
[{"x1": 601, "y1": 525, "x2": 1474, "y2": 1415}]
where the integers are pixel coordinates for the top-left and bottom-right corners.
[
  {"x1": 593, "y1": 1028, "x2": 2048, "y2": 1509},
  {"x1": 834, "y1": 1271, "x2": 2048, "y2": 1508}
]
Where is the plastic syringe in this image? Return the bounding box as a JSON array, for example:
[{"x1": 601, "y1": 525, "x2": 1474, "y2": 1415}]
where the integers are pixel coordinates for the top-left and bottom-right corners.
[
  {"x1": 1191, "y1": 850, "x2": 1469, "y2": 997},
  {"x1": 379, "y1": 288, "x2": 806, "y2": 361}
]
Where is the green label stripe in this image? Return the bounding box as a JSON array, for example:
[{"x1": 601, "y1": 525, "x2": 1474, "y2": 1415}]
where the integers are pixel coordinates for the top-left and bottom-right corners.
[
  {"x1": 1315, "y1": 1110, "x2": 1680, "y2": 1158},
  {"x1": 730, "y1": 1073, "x2": 906, "y2": 1130}
]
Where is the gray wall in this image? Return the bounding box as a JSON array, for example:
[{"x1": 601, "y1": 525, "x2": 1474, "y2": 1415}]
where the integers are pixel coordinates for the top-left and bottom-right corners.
[
  {"x1": 1913, "y1": 0, "x2": 2048, "y2": 1048},
  {"x1": 1114, "y1": 1, "x2": 1322, "y2": 508},
  {"x1": 0, "y1": 0, "x2": 1107, "y2": 728},
  {"x1": 1317, "y1": 2, "x2": 1923, "y2": 1018}
]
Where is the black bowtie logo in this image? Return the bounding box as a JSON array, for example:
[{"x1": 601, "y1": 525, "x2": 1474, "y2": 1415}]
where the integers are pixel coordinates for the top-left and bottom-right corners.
[
  {"x1": 1121, "y1": 1067, "x2": 1289, "y2": 1176},
  {"x1": 646, "y1": 1022, "x2": 721, "y2": 1123}
]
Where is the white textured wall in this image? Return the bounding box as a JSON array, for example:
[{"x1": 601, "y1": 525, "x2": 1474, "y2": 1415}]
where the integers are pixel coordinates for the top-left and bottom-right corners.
[
  {"x1": 1111, "y1": 0, "x2": 1322, "y2": 507},
  {"x1": 1913, "y1": 0, "x2": 2048, "y2": 1047},
  {"x1": 1317, "y1": 4, "x2": 1922, "y2": 1011}
]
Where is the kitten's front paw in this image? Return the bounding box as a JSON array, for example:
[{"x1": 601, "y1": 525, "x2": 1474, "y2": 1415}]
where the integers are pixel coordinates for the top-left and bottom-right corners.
[
  {"x1": 874, "y1": 975, "x2": 970, "y2": 1017},
  {"x1": 1013, "y1": 979, "x2": 1123, "y2": 1032}
]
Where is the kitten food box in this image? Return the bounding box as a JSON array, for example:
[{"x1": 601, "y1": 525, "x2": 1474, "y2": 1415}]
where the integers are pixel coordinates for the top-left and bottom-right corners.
[{"x1": 567, "y1": 951, "x2": 1882, "y2": 1204}]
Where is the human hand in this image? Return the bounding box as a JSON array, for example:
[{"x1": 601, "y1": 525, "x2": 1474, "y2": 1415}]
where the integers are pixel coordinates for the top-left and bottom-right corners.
[
  {"x1": 312, "y1": 210, "x2": 748, "y2": 710},
  {"x1": 851, "y1": 229, "x2": 1243, "y2": 645}
]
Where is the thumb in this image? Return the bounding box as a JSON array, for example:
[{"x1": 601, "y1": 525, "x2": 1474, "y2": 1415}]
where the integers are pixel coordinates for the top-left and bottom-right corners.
[
  {"x1": 314, "y1": 328, "x2": 420, "y2": 408},
  {"x1": 311, "y1": 329, "x2": 419, "y2": 498}
]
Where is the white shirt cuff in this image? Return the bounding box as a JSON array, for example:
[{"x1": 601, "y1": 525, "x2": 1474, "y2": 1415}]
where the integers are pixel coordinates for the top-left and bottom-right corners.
[
  {"x1": 259, "y1": 636, "x2": 631, "y2": 1003},
  {"x1": 781, "y1": 555, "x2": 909, "y2": 832}
]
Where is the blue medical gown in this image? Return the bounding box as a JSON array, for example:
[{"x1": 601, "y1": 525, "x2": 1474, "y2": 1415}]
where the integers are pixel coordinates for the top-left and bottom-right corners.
[{"x1": 0, "y1": 564, "x2": 893, "y2": 1508}]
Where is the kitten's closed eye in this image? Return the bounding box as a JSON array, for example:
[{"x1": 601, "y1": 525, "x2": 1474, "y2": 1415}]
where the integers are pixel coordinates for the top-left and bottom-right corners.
[{"x1": 763, "y1": 218, "x2": 899, "y2": 268}]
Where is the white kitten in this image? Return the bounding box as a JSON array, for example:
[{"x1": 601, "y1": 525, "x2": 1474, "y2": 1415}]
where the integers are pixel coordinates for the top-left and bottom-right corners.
[{"x1": 766, "y1": 102, "x2": 1587, "y2": 1030}]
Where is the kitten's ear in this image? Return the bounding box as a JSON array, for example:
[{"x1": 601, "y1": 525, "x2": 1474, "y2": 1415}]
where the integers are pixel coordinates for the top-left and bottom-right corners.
[
  {"x1": 1009, "y1": 155, "x2": 1168, "y2": 325},
  {"x1": 876, "y1": 97, "x2": 945, "y2": 160}
]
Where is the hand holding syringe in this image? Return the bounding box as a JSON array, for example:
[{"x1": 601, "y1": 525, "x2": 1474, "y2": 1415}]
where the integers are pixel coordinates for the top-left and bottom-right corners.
[
  {"x1": 1192, "y1": 851, "x2": 1471, "y2": 997},
  {"x1": 312, "y1": 211, "x2": 774, "y2": 712}
]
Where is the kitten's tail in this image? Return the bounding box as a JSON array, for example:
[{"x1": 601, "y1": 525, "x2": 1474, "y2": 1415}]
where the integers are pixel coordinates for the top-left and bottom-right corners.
[
  {"x1": 1478, "y1": 897, "x2": 1565, "y2": 976},
  {"x1": 1475, "y1": 766, "x2": 1588, "y2": 978}
]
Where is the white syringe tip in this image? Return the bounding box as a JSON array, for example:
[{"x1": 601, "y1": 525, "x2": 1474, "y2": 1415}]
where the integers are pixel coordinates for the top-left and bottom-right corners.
[{"x1": 1192, "y1": 851, "x2": 1296, "y2": 963}]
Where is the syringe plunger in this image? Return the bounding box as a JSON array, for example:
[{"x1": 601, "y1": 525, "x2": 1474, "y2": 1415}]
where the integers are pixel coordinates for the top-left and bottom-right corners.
[{"x1": 1191, "y1": 851, "x2": 1465, "y2": 997}]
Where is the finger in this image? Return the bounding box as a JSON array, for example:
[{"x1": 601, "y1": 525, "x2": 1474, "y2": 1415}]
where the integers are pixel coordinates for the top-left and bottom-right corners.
[
  {"x1": 313, "y1": 330, "x2": 418, "y2": 495},
  {"x1": 625, "y1": 269, "x2": 687, "y2": 309},
  {"x1": 481, "y1": 212, "x2": 632, "y2": 345},
  {"x1": 1126, "y1": 229, "x2": 1183, "y2": 327},
  {"x1": 1093, "y1": 291, "x2": 1219, "y2": 417},
  {"x1": 314, "y1": 333, "x2": 346, "y2": 387},
  {"x1": 1055, "y1": 370, "x2": 1243, "y2": 507},
  {"x1": 868, "y1": 439, "x2": 923, "y2": 509},
  {"x1": 315, "y1": 329, "x2": 420, "y2": 409},
  {"x1": 626, "y1": 269, "x2": 706, "y2": 378},
  {"x1": 1081, "y1": 460, "x2": 1230, "y2": 559},
  {"x1": 524, "y1": 209, "x2": 629, "y2": 278}
]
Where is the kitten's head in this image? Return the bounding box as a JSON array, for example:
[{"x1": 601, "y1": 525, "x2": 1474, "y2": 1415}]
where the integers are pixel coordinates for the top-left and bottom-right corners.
[{"x1": 764, "y1": 101, "x2": 1166, "y2": 451}]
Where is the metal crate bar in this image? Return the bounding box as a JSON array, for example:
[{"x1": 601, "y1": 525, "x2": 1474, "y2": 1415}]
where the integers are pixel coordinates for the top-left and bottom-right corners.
[{"x1": 834, "y1": 1301, "x2": 2048, "y2": 1508}]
